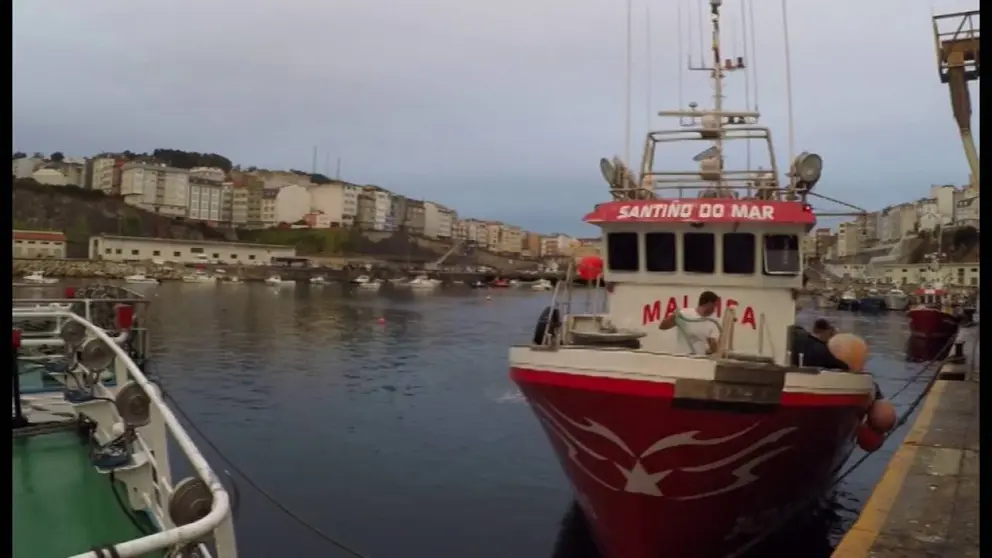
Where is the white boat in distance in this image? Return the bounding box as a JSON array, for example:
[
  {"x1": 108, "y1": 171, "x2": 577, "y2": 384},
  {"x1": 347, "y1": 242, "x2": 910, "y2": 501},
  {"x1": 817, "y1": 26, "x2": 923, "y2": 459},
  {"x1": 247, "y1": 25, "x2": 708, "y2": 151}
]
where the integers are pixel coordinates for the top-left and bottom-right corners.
[
  {"x1": 22, "y1": 271, "x2": 58, "y2": 285},
  {"x1": 356, "y1": 279, "x2": 384, "y2": 291},
  {"x1": 409, "y1": 275, "x2": 442, "y2": 289},
  {"x1": 309, "y1": 275, "x2": 329, "y2": 285},
  {"x1": 350, "y1": 274, "x2": 372, "y2": 285},
  {"x1": 182, "y1": 271, "x2": 216, "y2": 284},
  {"x1": 265, "y1": 275, "x2": 294, "y2": 286},
  {"x1": 124, "y1": 273, "x2": 159, "y2": 285},
  {"x1": 884, "y1": 288, "x2": 910, "y2": 311},
  {"x1": 531, "y1": 279, "x2": 553, "y2": 291}
]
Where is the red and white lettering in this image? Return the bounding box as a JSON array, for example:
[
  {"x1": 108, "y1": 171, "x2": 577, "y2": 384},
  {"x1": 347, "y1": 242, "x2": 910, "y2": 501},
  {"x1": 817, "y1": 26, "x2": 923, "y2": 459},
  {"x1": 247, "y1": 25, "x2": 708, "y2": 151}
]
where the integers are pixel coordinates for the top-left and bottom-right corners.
[{"x1": 640, "y1": 297, "x2": 758, "y2": 330}]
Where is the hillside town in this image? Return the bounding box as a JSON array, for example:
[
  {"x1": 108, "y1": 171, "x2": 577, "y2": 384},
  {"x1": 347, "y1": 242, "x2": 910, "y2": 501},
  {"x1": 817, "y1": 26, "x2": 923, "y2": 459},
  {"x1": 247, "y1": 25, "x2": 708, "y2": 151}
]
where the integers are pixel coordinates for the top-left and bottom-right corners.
[{"x1": 11, "y1": 151, "x2": 595, "y2": 260}]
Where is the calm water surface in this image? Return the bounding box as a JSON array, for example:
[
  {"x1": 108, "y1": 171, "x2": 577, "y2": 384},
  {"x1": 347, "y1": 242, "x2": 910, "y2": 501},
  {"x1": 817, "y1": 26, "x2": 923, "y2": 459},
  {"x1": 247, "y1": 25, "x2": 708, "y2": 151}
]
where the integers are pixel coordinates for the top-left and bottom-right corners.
[{"x1": 122, "y1": 283, "x2": 926, "y2": 557}]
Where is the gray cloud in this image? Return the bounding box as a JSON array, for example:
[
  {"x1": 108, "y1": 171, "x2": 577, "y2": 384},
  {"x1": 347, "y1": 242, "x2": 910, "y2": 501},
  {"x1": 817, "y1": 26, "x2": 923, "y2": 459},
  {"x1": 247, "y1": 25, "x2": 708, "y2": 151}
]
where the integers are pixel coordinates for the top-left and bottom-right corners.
[{"x1": 14, "y1": 0, "x2": 980, "y2": 234}]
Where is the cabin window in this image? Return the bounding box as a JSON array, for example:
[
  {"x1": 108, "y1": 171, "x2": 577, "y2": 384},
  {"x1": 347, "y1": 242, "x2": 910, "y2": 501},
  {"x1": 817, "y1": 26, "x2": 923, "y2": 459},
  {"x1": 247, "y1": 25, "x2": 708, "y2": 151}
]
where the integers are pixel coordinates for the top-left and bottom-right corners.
[
  {"x1": 763, "y1": 234, "x2": 800, "y2": 275},
  {"x1": 722, "y1": 233, "x2": 755, "y2": 274},
  {"x1": 644, "y1": 232, "x2": 676, "y2": 272},
  {"x1": 683, "y1": 233, "x2": 715, "y2": 274},
  {"x1": 606, "y1": 233, "x2": 639, "y2": 271}
]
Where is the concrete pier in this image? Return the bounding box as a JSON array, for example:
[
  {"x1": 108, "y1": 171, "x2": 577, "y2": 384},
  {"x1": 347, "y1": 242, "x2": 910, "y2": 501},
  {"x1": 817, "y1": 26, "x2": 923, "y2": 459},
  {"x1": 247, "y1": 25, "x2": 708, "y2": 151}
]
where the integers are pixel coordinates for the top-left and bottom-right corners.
[{"x1": 832, "y1": 328, "x2": 980, "y2": 557}]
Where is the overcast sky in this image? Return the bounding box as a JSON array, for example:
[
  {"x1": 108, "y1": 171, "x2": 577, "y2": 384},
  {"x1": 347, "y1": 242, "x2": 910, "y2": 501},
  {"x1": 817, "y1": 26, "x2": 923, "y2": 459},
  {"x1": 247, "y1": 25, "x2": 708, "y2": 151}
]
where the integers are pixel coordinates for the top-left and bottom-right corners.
[{"x1": 13, "y1": 0, "x2": 980, "y2": 235}]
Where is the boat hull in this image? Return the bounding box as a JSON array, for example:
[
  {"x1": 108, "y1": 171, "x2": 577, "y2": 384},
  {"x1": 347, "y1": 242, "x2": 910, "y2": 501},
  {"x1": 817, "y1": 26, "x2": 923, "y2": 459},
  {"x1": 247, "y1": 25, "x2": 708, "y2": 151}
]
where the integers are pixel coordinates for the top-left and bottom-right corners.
[
  {"x1": 511, "y1": 367, "x2": 867, "y2": 558},
  {"x1": 836, "y1": 298, "x2": 860, "y2": 311},
  {"x1": 906, "y1": 307, "x2": 959, "y2": 362},
  {"x1": 858, "y1": 297, "x2": 886, "y2": 314},
  {"x1": 883, "y1": 295, "x2": 909, "y2": 312}
]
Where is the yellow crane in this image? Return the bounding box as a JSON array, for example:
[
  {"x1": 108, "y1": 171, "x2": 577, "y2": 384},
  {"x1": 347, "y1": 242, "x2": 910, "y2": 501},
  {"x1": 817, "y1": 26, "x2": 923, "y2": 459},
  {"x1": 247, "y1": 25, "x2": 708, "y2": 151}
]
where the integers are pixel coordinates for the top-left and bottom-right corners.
[{"x1": 932, "y1": 10, "x2": 980, "y2": 192}]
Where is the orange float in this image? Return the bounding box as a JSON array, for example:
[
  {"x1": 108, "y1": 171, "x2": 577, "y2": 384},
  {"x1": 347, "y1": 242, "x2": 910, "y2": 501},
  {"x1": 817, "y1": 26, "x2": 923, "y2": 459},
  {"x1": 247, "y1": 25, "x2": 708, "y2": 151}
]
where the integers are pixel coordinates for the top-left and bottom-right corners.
[
  {"x1": 867, "y1": 398, "x2": 897, "y2": 432},
  {"x1": 577, "y1": 255, "x2": 604, "y2": 281},
  {"x1": 856, "y1": 423, "x2": 885, "y2": 452},
  {"x1": 827, "y1": 333, "x2": 870, "y2": 372}
]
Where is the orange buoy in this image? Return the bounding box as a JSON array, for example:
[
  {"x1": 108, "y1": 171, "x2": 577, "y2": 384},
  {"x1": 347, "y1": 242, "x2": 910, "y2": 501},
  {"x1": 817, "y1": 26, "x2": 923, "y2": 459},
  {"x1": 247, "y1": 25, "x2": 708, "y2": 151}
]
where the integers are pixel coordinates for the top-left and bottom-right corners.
[
  {"x1": 867, "y1": 398, "x2": 897, "y2": 432},
  {"x1": 856, "y1": 423, "x2": 885, "y2": 452},
  {"x1": 827, "y1": 333, "x2": 870, "y2": 373}
]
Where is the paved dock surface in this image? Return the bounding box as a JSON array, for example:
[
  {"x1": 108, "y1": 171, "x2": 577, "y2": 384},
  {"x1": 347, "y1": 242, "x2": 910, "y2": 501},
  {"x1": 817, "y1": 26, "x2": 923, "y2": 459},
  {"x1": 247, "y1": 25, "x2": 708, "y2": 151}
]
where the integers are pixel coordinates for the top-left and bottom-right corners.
[{"x1": 832, "y1": 377, "x2": 980, "y2": 557}]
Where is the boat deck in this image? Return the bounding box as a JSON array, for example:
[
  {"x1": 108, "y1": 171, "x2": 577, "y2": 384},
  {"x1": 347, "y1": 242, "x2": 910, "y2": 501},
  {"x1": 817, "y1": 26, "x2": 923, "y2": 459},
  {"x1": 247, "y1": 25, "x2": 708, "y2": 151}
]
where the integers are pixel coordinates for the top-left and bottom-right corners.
[
  {"x1": 13, "y1": 422, "x2": 160, "y2": 557},
  {"x1": 832, "y1": 377, "x2": 980, "y2": 557}
]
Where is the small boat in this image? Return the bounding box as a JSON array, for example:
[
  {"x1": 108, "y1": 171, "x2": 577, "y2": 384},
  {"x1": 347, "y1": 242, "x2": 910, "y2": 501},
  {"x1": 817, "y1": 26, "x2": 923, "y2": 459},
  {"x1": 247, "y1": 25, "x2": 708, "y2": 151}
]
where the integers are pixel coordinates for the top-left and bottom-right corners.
[
  {"x1": 907, "y1": 283, "x2": 959, "y2": 362},
  {"x1": 350, "y1": 274, "x2": 372, "y2": 285},
  {"x1": 124, "y1": 273, "x2": 159, "y2": 285},
  {"x1": 22, "y1": 271, "x2": 58, "y2": 285},
  {"x1": 181, "y1": 271, "x2": 216, "y2": 283},
  {"x1": 490, "y1": 279, "x2": 510, "y2": 288},
  {"x1": 836, "y1": 289, "x2": 860, "y2": 311},
  {"x1": 309, "y1": 275, "x2": 329, "y2": 285},
  {"x1": 356, "y1": 279, "x2": 383, "y2": 291},
  {"x1": 816, "y1": 293, "x2": 837, "y2": 309},
  {"x1": 265, "y1": 275, "x2": 294, "y2": 286},
  {"x1": 469, "y1": 280, "x2": 487, "y2": 289},
  {"x1": 409, "y1": 275, "x2": 441, "y2": 290},
  {"x1": 531, "y1": 279, "x2": 553, "y2": 291},
  {"x1": 858, "y1": 289, "x2": 886, "y2": 314},
  {"x1": 883, "y1": 288, "x2": 910, "y2": 311}
]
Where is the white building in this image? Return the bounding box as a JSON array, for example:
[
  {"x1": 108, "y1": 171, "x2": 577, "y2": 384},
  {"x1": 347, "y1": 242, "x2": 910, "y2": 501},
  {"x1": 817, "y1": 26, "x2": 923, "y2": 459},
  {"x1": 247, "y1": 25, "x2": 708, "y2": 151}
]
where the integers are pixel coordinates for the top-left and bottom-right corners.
[
  {"x1": 423, "y1": 202, "x2": 456, "y2": 239},
  {"x1": 120, "y1": 163, "x2": 190, "y2": 217},
  {"x1": 188, "y1": 177, "x2": 225, "y2": 222},
  {"x1": 13, "y1": 157, "x2": 43, "y2": 179},
  {"x1": 836, "y1": 222, "x2": 861, "y2": 257},
  {"x1": 222, "y1": 183, "x2": 249, "y2": 226},
  {"x1": 275, "y1": 184, "x2": 312, "y2": 224},
  {"x1": 539, "y1": 233, "x2": 576, "y2": 257},
  {"x1": 190, "y1": 167, "x2": 227, "y2": 183},
  {"x1": 89, "y1": 235, "x2": 296, "y2": 265},
  {"x1": 90, "y1": 157, "x2": 118, "y2": 193},
  {"x1": 309, "y1": 182, "x2": 360, "y2": 227},
  {"x1": 955, "y1": 195, "x2": 979, "y2": 229},
  {"x1": 930, "y1": 185, "x2": 957, "y2": 225},
  {"x1": 359, "y1": 187, "x2": 393, "y2": 231},
  {"x1": 915, "y1": 198, "x2": 940, "y2": 232},
  {"x1": 13, "y1": 230, "x2": 67, "y2": 259},
  {"x1": 31, "y1": 168, "x2": 68, "y2": 186}
]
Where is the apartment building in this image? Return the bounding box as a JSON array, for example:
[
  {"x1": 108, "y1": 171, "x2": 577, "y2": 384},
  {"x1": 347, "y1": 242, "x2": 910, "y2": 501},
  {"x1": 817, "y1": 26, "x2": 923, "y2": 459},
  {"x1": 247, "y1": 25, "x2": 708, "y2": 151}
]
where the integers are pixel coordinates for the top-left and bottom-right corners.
[
  {"x1": 187, "y1": 176, "x2": 224, "y2": 222},
  {"x1": 955, "y1": 195, "x2": 979, "y2": 228},
  {"x1": 539, "y1": 233, "x2": 576, "y2": 257},
  {"x1": 915, "y1": 198, "x2": 940, "y2": 232},
  {"x1": 120, "y1": 163, "x2": 190, "y2": 217},
  {"x1": 309, "y1": 182, "x2": 360, "y2": 227},
  {"x1": 221, "y1": 183, "x2": 249, "y2": 226},
  {"x1": 836, "y1": 222, "x2": 861, "y2": 258},
  {"x1": 403, "y1": 200, "x2": 426, "y2": 235},
  {"x1": 31, "y1": 168, "x2": 68, "y2": 186},
  {"x1": 259, "y1": 189, "x2": 278, "y2": 227},
  {"x1": 356, "y1": 187, "x2": 392, "y2": 231},
  {"x1": 521, "y1": 232, "x2": 542, "y2": 258},
  {"x1": 453, "y1": 219, "x2": 489, "y2": 247},
  {"x1": 930, "y1": 185, "x2": 957, "y2": 225},
  {"x1": 483, "y1": 222, "x2": 522, "y2": 254},
  {"x1": 13, "y1": 230, "x2": 67, "y2": 259},
  {"x1": 423, "y1": 202, "x2": 456, "y2": 239},
  {"x1": 190, "y1": 167, "x2": 227, "y2": 183},
  {"x1": 89, "y1": 157, "x2": 120, "y2": 193},
  {"x1": 855, "y1": 212, "x2": 877, "y2": 244},
  {"x1": 887, "y1": 202, "x2": 918, "y2": 240}
]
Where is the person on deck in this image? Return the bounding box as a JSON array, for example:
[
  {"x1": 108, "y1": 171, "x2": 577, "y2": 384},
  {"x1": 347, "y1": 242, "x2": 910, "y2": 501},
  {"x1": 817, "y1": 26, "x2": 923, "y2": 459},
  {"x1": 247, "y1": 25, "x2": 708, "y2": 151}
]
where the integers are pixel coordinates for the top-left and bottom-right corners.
[
  {"x1": 790, "y1": 318, "x2": 848, "y2": 370},
  {"x1": 659, "y1": 291, "x2": 721, "y2": 355}
]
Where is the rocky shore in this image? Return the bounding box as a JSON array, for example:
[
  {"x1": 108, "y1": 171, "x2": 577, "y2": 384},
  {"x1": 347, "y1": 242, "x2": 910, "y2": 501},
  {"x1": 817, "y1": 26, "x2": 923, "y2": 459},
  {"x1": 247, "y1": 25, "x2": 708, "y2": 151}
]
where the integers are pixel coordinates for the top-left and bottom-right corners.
[{"x1": 13, "y1": 258, "x2": 185, "y2": 281}]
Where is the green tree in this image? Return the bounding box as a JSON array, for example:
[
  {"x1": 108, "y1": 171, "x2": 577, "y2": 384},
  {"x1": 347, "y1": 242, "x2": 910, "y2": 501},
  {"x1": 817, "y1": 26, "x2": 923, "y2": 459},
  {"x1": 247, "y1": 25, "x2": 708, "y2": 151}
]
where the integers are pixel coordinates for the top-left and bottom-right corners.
[
  {"x1": 50, "y1": 152, "x2": 65, "y2": 162},
  {"x1": 12, "y1": 152, "x2": 25, "y2": 159}
]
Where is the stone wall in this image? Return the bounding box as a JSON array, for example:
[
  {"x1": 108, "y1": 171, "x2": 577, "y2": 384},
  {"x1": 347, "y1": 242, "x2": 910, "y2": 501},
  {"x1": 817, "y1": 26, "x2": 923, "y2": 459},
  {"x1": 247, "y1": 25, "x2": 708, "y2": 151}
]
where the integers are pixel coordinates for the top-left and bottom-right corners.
[{"x1": 13, "y1": 258, "x2": 185, "y2": 281}]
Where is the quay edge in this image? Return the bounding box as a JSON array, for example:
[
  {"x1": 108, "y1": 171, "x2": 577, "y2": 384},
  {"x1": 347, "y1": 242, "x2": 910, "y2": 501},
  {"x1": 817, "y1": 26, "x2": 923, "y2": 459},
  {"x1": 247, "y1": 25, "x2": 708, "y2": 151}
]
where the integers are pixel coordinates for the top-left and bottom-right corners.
[{"x1": 832, "y1": 328, "x2": 979, "y2": 558}]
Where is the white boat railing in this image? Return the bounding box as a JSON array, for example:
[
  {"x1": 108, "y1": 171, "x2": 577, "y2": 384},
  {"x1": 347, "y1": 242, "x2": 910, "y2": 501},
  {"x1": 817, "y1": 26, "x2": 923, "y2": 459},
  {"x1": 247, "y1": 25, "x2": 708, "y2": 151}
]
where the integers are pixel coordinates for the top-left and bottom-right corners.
[{"x1": 12, "y1": 308, "x2": 238, "y2": 558}]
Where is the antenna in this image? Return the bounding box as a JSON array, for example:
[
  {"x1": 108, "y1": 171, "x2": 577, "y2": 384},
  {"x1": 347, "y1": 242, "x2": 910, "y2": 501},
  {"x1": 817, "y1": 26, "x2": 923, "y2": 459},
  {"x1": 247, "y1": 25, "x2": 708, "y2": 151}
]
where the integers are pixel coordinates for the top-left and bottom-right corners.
[
  {"x1": 782, "y1": 0, "x2": 796, "y2": 166},
  {"x1": 311, "y1": 146, "x2": 318, "y2": 174},
  {"x1": 624, "y1": 0, "x2": 633, "y2": 164},
  {"x1": 335, "y1": 157, "x2": 342, "y2": 180}
]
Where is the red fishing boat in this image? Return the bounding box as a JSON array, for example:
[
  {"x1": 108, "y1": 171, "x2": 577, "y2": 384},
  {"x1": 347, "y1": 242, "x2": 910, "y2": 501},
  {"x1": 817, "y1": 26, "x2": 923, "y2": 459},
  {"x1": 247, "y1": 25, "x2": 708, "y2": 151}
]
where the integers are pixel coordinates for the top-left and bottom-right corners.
[
  {"x1": 508, "y1": 3, "x2": 876, "y2": 556},
  {"x1": 906, "y1": 279, "x2": 959, "y2": 362}
]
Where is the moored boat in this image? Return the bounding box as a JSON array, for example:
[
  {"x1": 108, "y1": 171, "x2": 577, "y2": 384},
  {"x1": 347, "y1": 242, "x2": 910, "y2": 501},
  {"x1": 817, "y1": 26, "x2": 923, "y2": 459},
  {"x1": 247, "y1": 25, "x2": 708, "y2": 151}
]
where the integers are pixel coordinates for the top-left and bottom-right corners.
[
  {"x1": 836, "y1": 289, "x2": 860, "y2": 311},
  {"x1": 508, "y1": 5, "x2": 876, "y2": 555},
  {"x1": 907, "y1": 283, "x2": 959, "y2": 362},
  {"x1": 356, "y1": 279, "x2": 383, "y2": 291},
  {"x1": 409, "y1": 275, "x2": 442, "y2": 289},
  {"x1": 182, "y1": 270, "x2": 217, "y2": 283},
  {"x1": 124, "y1": 273, "x2": 159, "y2": 285},
  {"x1": 22, "y1": 271, "x2": 58, "y2": 285},
  {"x1": 265, "y1": 275, "x2": 294, "y2": 286},
  {"x1": 12, "y1": 287, "x2": 240, "y2": 557},
  {"x1": 309, "y1": 275, "x2": 329, "y2": 285},
  {"x1": 858, "y1": 289, "x2": 885, "y2": 314},
  {"x1": 883, "y1": 287, "x2": 910, "y2": 311},
  {"x1": 531, "y1": 278, "x2": 553, "y2": 291}
]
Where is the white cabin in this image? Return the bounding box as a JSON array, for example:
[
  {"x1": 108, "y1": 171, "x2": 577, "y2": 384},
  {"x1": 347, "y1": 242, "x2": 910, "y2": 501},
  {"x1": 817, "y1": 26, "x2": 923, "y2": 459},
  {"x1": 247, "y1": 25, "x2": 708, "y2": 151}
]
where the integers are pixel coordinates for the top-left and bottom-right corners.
[{"x1": 587, "y1": 199, "x2": 812, "y2": 365}]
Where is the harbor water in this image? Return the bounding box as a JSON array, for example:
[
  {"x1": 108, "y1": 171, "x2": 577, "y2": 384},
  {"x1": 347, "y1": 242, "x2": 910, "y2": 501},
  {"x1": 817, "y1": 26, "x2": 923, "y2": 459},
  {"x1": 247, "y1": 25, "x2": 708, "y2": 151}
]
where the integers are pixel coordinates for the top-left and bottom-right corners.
[{"x1": 45, "y1": 282, "x2": 933, "y2": 557}]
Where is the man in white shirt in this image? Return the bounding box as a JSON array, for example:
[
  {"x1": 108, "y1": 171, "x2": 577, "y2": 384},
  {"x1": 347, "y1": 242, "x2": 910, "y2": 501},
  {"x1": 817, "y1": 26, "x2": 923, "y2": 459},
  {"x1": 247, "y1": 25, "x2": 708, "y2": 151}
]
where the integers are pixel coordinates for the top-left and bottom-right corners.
[{"x1": 658, "y1": 291, "x2": 721, "y2": 355}]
